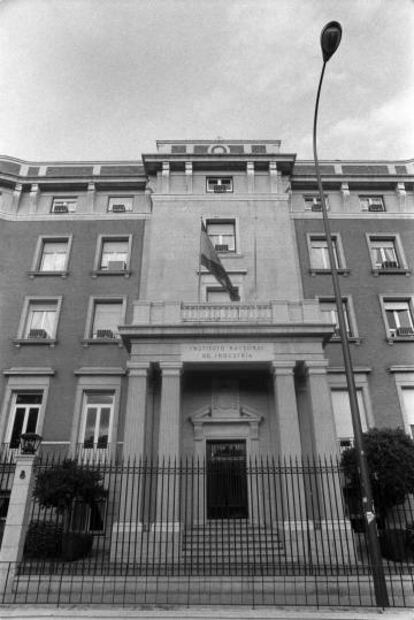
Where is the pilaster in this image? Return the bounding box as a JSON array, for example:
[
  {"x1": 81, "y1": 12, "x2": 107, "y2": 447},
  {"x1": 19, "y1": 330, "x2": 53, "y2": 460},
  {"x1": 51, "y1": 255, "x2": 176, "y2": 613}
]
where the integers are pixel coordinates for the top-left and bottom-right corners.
[
  {"x1": 123, "y1": 361, "x2": 150, "y2": 460},
  {"x1": 158, "y1": 362, "x2": 182, "y2": 460},
  {"x1": 12, "y1": 183, "x2": 22, "y2": 212},
  {"x1": 86, "y1": 182, "x2": 96, "y2": 212},
  {"x1": 29, "y1": 184, "x2": 40, "y2": 214},
  {"x1": 396, "y1": 182, "x2": 406, "y2": 209},
  {"x1": 269, "y1": 161, "x2": 281, "y2": 193},
  {"x1": 161, "y1": 161, "x2": 170, "y2": 194},
  {"x1": 246, "y1": 161, "x2": 254, "y2": 193},
  {"x1": 185, "y1": 161, "x2": 193, "y2": 193},
  {"x1": 272, "y1": 361, "x2": 301, "y2": 456},
  {"x1": 305, "y1": 360, "x2": 338, "y2": 456},
  {"x1": 341, "y1": 182, "x2": 350, "y2": 208}
]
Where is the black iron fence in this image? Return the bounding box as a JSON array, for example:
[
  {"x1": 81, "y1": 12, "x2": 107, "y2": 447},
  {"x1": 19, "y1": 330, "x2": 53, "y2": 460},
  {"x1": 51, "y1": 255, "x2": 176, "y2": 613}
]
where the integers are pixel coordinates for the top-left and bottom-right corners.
[{"x1": 0, "y1": 453, "x2": 413, "y2": 606}]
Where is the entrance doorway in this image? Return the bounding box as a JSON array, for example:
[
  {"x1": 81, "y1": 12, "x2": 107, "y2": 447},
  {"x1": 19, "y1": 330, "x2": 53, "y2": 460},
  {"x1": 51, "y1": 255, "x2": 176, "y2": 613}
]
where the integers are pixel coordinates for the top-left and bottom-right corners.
[{"x1": 206, "y1": 440, "x2": 248, "y2": 519}]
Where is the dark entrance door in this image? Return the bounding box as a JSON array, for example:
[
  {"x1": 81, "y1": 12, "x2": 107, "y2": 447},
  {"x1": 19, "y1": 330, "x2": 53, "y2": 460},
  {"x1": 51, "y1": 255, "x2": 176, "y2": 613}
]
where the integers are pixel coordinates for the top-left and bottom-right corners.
[{"x1": 206, "y1": 440, "x2": 248, "y2": 519}]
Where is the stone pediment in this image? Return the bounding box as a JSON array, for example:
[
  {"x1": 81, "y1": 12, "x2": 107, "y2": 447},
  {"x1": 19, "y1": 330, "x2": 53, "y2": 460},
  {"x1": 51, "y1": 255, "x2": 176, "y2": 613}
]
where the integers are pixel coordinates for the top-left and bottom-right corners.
[{"x1": 190, "y1": 404, "x2": 263, "y2": 440}]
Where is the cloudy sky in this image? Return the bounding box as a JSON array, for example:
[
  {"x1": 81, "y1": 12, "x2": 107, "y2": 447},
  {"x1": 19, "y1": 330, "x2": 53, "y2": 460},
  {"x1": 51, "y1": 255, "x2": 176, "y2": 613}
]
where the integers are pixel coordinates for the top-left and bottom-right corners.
[{"x1": 0, "y1": 0, "x2": 412, "y2": 162}]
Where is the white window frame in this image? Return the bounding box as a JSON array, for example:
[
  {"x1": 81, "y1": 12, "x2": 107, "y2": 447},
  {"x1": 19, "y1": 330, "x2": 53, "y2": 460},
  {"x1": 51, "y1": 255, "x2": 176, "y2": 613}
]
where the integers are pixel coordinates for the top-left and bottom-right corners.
[
  {"x1": 16, "y1": 296, "x2": 62, "y2": 343},
  {"x1": 5, "y1": 392, "x2": 43, "y2": 450},
  {"x1": 392, "y1": 369, "x2": 414, "y2": 438},
  {"x1": 107, "y1": 196, "x2": 133, "y2": 213},
  {"x1": 93, "y1": 234, "x2": 132, "y2": 274},
  {"x1": 359, "y1": 195, "x2": 385, "y2": 212},
  {"x1": 0, "y1": 371, "x2": 51, "y2": 457},
  {"x1": 70, "y1": 373, "x2": 123, "y2": 463},
  {"x1": 307, "y1": 233, "x2": 347, "y2": 272},
  {"x1": 366, "y1": 233, "x2": 408, "y2": 273},
  {"x1": 206, "y1": 177, "x2": 233, "y2": 193},
  {"x1": 318, "y1": 296, "x2": 358, "y2": 340},
  {"x1": 380, "y1": 296, "x2": 414, "y2": 340},
  {"x1": 31, "y1": 235, "x2": 72, "y2": 275},
  {"x1": 51, "y1": 197, "x2": 78, "y2": 214},
  {"x1": 328, "y1": 371, "x2": 373, "y2": 450},
  {"x1": 78, "y1": 391, "x2": 115, "y2": 463},
  {"x1": 84, "y1": 297, "x2": 127, "y2": 342},
  {"x1": 200, "y1": 274, "x2": 244, "y2": 303},
  {"x1": 206, "y1": 219, "x2": 237, "y2": 253},
  {"x1": 303, "y1": 195, "x2": 329, "y2": 212}
]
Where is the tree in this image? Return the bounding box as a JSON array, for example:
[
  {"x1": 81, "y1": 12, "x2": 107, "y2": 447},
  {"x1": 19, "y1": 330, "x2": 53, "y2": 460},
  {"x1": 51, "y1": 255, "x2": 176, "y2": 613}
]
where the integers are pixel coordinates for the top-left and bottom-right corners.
[
  {"x1": 341, "y1": 428, "x2": 414, "y2": 524},
  {"x1": 33, "y1": 459, "x2": 107, "y2": 526}
]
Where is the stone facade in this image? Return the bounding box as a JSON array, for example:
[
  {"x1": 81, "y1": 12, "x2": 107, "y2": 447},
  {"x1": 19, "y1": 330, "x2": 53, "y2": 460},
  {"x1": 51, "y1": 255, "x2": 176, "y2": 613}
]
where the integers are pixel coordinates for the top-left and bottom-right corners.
[{"x1": 0, "y1": 141, "x2": 413, "y2": 467}]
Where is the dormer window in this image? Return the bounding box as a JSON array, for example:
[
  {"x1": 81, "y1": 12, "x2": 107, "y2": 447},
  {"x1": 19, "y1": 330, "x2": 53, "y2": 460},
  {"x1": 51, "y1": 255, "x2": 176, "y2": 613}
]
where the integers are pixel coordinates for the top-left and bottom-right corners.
[
  {"x1": 304, "y1": 195, "x2": 329, "y2": 212},
  {"x1": 360, "y1": 196, "x2": 385, "y2": 212},
  {"x1": 107, "y1": 197, "x2": 133, "y2": 213},
  {"x1": 206, "y1": 177, "x2": 233, "y2": 193},
  {"x1": 51, "y1": 198, "x2": 77, "y2": 214}
]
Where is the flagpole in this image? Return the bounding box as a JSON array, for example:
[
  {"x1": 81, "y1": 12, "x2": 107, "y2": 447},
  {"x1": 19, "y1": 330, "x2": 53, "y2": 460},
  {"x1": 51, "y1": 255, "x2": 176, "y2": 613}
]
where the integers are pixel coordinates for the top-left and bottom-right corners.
[{"x1": 198, "y1": 217, "x2": 203, "y2": 303}]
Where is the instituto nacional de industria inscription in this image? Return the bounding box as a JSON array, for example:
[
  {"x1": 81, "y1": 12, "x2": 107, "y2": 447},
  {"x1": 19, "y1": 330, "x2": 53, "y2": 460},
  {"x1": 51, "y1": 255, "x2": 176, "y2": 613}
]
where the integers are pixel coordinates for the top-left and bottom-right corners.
[{"x1": 181, "y1": 343, "x2": 274, "y2": 362}]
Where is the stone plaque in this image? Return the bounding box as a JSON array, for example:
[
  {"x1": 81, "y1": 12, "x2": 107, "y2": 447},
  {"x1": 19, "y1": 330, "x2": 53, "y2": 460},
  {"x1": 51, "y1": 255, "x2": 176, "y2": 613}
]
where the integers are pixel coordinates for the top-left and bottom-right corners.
[{"x1": 181, "y1": 343, "x2": 273, "y2": 362}]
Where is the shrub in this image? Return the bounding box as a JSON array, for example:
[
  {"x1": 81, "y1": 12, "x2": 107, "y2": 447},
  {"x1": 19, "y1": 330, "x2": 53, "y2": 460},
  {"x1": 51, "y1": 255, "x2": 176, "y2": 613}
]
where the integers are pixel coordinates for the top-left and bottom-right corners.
[
  {"x1": 341, "y1": 428, "x2": 414, "y2": 524},
  {"x1": 24, "y1": 520, "x2": 63, "y2": 559}
]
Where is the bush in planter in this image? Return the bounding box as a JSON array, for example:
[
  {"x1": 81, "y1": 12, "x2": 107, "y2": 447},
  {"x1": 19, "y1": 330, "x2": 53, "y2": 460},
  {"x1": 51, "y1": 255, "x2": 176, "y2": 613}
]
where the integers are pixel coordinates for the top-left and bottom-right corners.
[
  {"x1": 24, "y1": 520, "x2": 63, "y2": 559},
  {"x1": 31, "y1": 459, "x2": 107, "y2": 561},
  {"x1": 341, "y1": 428, "x2": 414, "y2": 561}
]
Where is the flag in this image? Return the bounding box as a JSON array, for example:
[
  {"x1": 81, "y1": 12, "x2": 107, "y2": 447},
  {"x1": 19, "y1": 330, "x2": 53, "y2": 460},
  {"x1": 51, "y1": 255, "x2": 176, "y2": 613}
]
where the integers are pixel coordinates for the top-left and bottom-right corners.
[{"x1": 200, "y1": 220, "x2": 240, "y2": 301}]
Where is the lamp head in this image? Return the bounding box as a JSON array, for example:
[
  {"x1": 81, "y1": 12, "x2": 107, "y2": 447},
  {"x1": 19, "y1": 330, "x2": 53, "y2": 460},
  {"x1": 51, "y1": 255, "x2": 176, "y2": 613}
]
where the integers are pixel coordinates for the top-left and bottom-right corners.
[
  {"x1": 320, "y1": 21, "x2": 342, "y2": 62},
  {"x1": 20, "y1": 433, "x2": 42, "y2": 455}
]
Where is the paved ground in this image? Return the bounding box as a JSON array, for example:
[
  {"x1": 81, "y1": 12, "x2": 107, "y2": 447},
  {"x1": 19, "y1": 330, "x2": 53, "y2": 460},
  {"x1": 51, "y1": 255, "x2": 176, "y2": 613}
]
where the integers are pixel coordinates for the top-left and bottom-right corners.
[{"x1": 0, "y1": 606, "x2": 413, "y2": 620}]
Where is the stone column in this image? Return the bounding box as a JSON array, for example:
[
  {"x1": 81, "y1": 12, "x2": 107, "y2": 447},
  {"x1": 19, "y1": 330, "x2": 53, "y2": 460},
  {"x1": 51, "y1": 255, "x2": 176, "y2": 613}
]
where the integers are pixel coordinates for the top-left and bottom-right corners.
[
  {"x1": 305, "y1": 360, "x2": 338, "y2": 456},
  {"x1": 341, "y1": 182, "x2": 350, "y2": 209},
  {"x1": 0, "y1": 455, "x2": 37, "y2": 593},
  {"x1": 272, "y1": 361, "x2": 307, "y2": 553},
  {"x1": 272, "y1": 361, "x2": 302, "y2": 456},
  {"x1": 396, "y1": 182, "x2": 406, "y2": 210},
  {"x1": 111, "y1": 362, "x2": 150, "y2": 563},
  {"x1": 269, "y1": 161, "x2": 281, "y2": 193},
  {"x1": 304, "y1": 360, "x2": 351, "y2": 562},
  {"x1": 158, "y1": 362, "x2": 182, "y2": 461},
  {"x1": 29, "y1": 183, "x2": 40, "y2": 214},
  {"x1": 152, "y1": 362, "x2": 182, "y2": 562},
  {"x1": 123, "y1": 361, "x2": 150, "y2": 460}
]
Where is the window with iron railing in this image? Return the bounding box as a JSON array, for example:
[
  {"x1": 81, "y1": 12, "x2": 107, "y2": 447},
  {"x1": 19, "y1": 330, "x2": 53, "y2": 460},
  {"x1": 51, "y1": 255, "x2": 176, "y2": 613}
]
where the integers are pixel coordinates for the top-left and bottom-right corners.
[
  {"x1": 206, "y1": 220, "x2": 236, "y2": 253},
  {"x1": 383, "y1": 299, "x2": 414, "y2": 339}
]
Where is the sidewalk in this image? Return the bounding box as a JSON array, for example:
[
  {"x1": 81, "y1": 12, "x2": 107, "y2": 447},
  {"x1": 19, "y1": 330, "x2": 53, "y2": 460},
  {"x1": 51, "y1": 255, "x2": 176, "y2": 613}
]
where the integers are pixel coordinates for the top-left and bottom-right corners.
[{"x1": 0, "y1": 605, "x2": 413, "y2": 620}]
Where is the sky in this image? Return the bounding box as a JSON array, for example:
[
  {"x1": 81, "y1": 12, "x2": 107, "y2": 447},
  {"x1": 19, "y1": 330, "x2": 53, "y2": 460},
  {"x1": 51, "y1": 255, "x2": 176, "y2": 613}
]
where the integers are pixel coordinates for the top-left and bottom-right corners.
[{"x1": 0, "y1": 0, "x2": 413, "y2": 163}]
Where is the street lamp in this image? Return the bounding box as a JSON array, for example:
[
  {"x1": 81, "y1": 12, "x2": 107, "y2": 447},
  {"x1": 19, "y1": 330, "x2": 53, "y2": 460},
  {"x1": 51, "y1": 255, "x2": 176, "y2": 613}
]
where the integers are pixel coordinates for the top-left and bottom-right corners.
[
  {"x1": 20, "y1": 433, "x2": 42, "y2": 455},
  {"x1": 312, "y1": 21, "x2": 389, "y2": 608}
]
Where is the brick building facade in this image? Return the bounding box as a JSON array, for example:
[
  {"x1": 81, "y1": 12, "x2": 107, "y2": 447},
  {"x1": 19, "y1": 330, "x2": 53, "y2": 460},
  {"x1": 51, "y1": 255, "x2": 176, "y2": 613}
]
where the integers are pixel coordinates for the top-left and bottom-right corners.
[{"x1": 0, "y1": 140, "x2": 413, "y2": 482}]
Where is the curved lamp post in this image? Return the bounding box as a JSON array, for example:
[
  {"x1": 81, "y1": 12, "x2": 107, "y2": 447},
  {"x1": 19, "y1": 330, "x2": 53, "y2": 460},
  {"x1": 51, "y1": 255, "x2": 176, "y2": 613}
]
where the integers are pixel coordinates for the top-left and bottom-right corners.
[{"x1": 312, "y1": 21, "x2": 389, "y2": 608}]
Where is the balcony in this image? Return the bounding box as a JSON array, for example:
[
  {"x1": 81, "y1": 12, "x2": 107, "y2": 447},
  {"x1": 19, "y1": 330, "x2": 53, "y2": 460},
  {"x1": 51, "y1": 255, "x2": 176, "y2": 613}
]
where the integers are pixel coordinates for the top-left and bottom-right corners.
[{"x1": 119, "y1": 300, "x2": 335, "y2": 350}]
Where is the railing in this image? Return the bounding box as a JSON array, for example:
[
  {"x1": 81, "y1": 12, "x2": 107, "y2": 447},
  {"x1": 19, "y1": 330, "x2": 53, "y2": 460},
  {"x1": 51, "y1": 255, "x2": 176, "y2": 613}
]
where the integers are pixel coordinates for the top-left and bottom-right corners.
[
  {"x1": 182, "y1": 303, "x2": 272, "y2": 322},
  {"x1": 0, "y1": 455, "x2": 413, "y2": 606}
]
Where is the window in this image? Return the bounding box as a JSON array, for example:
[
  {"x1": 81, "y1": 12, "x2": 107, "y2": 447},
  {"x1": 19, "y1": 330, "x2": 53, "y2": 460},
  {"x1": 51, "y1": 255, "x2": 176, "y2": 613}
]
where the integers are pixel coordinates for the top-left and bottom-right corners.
[
  {"x1": 107, "y1": 197, "x2": 133, "y2": 213},
  {"x1": 309, "y1": 236, "x2": 340, "y2": 270},
  {"x1": 91, "y1": 301, "x2": 123, "y2": 339},
  {"x1": 206, "y1": 220, "x2": 236, "y2": 252},
  {"x1": 251, "y1": 144, "x2": 266, "y2": 154},
  {"x1": 330, "y1": 389, "x2": 368, "y2": 450},
  {"x1": 80, "y1": 392, "x2": 114, "y2": 450},
  {"x1": 304, "y1": 195, "x2": 329, "y2": 212},
  {"x1": 320, "y1": 299, "x2": 353, "y2": 338},
  {"x1": 78, "y1": 391, "x2": 114, "y2": 465},
  {"x1": 367, "y1": 235, "x2": 407, "y2": 272},
  {"x1": 24, "y1": 301, "x2": 58, "y2": 340},
  {"x1": 51, "y1": 197, "x2": 77, "y2": 214},
  {"x1": 359, "y1": 195, "x2": 385, "y2": 212},
  {"x1": 206, "y1": 177, "x2": 233, "y2": 193},
  {"x1": 401, "y1": 388, "x2": 414, "y2": 438},
  {"x1": 6, "y1": 393, "x2": 42, "y2": 449},
  {"x1": 99, "y1": 239, "x2": 129, "y2": 271},
  {"x1": 38, "y1": 239, "x2": 70, "y2": 272},
  {"x1": 383, "y1": 299, "x2": 414, "y2": 338},
  {"x1": 206, "y1": 287, "x2": 238, "y2": 303}
]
